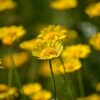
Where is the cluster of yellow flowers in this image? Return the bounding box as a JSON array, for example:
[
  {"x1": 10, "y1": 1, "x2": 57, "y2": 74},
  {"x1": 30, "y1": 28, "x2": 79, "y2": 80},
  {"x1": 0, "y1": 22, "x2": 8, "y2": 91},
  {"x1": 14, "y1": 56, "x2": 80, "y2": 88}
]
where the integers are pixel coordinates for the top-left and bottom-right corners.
[
  {"x1": 50, "y1": 0, "x2": 100, "y2": 18},
  {"x1": 22, "y1": 83, "x2": 52, "y2": 100},
  {"x1": 0, "y1": 83, "x2": 51, "y2": 100},
  {"x1": 0, "y1": 84, "x2": 19, "y2": 100},
  {"x1": 85, "y1": 2, "x2": 100, "y2": 17},
  {"x1": 0, "y1": 0, "x2": 16, "y2": 12},
  {"x1": 58, "y1": 44, "x2": 91, "y2": 73},
  {"x1": 20, "y1": 25, "x2": 77, "y2": 60},
  {"x1": 50, "y1": 0, "x2": 78, "y2": 10}
]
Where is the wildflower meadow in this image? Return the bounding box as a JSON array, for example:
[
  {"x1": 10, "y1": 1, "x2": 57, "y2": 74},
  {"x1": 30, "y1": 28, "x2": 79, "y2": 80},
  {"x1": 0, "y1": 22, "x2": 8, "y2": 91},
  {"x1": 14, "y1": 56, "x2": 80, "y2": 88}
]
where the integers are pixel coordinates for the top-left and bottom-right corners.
[{"x1": 0, "y1": 0, "x2": 100, "y2": 100}]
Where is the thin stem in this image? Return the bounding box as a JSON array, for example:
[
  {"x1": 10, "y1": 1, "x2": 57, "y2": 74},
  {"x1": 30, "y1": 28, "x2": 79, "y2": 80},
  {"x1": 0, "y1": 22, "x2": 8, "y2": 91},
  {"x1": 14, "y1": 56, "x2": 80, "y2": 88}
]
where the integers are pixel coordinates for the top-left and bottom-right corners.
[
  {"x1": 9, "y1": 46, "x2": 27, "y2": 100},
  {"x1": 59, "y1": 56, "x2": 75, "y2": 100},
  {"x1": 9, "y1": 48, "x2": 21, "y2": 87},
  {"x1": 77, "y1": 70, "x2": 84, "y2": 97},
  {"x1": 49, "y1": 60, "x2": 56, "y2": 100},
  {"x1": 8, "y1": 67, "x2": 13, "y2": 87}
]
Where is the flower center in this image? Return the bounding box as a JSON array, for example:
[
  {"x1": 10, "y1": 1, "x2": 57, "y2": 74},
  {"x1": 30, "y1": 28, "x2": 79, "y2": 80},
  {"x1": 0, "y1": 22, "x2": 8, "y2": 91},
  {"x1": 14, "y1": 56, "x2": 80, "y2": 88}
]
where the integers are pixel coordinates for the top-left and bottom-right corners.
[{"x1": 40, "y1": 48, "x2": 57, "y2": 59}]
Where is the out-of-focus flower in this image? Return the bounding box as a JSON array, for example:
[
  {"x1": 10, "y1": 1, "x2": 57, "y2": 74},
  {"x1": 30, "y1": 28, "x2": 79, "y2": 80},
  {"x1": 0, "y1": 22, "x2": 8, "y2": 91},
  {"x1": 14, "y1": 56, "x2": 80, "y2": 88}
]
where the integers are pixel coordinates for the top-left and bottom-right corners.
[
  {"x1": 37, "y1": 25, "x2": 68, "y2": 41},
  {"x1": 22, "y1": 83, "x2": 42, "y2": 96},
  {"x1": 38, "y1": 59, "x2": 60, "y2": 77},
  {"x1": 95, "y1": 83, "x2": 100, "y2": 92},
  {"x1": 0, "y1": 0, "x2": 16, "y2": 12},
  {"x1": 0, "y1": 84, "x2": 19, "y2": 100},
  {"x1": 32, "y1": 40, "x2": 63, "y2": 60},
  {"x1": 77, "y1": 94, "x2": 100, "y2": 100},
  {"x1": 20, "y1": 38, "x2": 44, "y2": 51},
  {"x1": 31, "y1": 90, "x2": 52, "y2": 100},
  {"x1": 59, "y1": 58, "x2": 82, "y2": 73},
  {"x1": 50, "y1": 0, "x2": 78, "y2": 10},
  {"x1": 0, "y1": 26, "x2": 26, "y2": 45},
  {"x1": 85, "y1": 2, "x2": 100, "y2": 17},
  {"x1": 89, "y1": 33, "x2": 100, "y2": 50},
  {"x1": 62, "y1": 44, "x2": 91, "y2": 59},
  {"x1": 2, "y1": 52, "x2": 29, "y2": 68}
]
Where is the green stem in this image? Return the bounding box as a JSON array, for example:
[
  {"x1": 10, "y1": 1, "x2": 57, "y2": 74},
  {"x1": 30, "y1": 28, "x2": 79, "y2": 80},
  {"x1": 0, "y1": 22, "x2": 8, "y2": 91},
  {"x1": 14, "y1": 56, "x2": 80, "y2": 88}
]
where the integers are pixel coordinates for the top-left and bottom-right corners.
[
  {"x1": 49, "y1": 60, "x2": 56, "y2": 100},
  {"x1": 9, "y1": 46, "x2": 27, "y2": 100},
  {"x1": 59, "y1": 56, "x2": 75, "y2": 100},
  {"x1": 8, "y1": 67, "x2": 13, "y2": 87},
  {"x1": 77, "y1": 70, "x2": 84, "y2": 97}
]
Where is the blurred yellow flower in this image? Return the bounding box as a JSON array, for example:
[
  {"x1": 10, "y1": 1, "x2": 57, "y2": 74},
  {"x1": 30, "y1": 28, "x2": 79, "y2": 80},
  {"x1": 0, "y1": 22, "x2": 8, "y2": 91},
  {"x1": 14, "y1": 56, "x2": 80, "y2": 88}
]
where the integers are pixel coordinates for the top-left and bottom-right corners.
[
  {"x1": 50, "y1": 0, "x2": 78, "y2": 10},
  {"x1": 32, "y1": 40, "x2": 63, "y2": 60},
  {"x1": 59, "y1": 58, "x2": 82, "y2": 73},
  {"x1": 38, "y1": 59, "x2": 60, "y2": 77},
  {"x1": 77, "y1": 94, "x2": 100, "y2": 100},
  {"x1": 85, "y1": 2, "x2": 100, "y2": 17},
  {"x1": 2, "y1": 52, "x2": 29, "y2": 68},
  {"x1": 20, "y1": 38, "x2": 44, "y2": 51},
  {"x1": 95, "y1": 83, "x2": 100, "y2": 92},
  {"x1": 0, "y1": 0, "x2": 16, "y2": 11},
  {"x1": 37, "y1": 25, "x2": 68, "y2": 41},
  {"x1": 31, "y1": 90, "x2": 52, "y2": 100},
  {"x1": 62, "y1": 44, "x2": 91, "y2": 59},
  {"x1": 22, "y1": 83, "x2": 42, "y2": 96},
  {"x1": 0, "y1": 26, "x2": 26, "y2": 45},
  {"x1": 0, "y1": 84, "x2": 19, "y2": 100},
  {"x1": 89, "y1": 33, "x2": 100, "y2": 50}
]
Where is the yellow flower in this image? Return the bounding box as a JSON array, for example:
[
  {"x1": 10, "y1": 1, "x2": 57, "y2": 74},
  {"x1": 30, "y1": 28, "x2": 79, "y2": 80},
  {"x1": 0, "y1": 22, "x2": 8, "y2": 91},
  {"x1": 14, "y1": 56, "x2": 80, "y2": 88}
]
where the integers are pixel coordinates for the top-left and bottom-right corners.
[
  {"x1": 32, "y1": 40, "x2": 63, "y2": 60},
  {"x1": 31, "y1": 90, "x2": 52, "y2": 100},
  {"x1": 95, "y1": 83, "x2": 100, "y2": 92},
  {"x1": 59, "y1": 58, "x2": 82, "y2": 73},
  {"x1": 20, "y1": 38, "x2": 44, "y2": 51},
  {"x1": 62, "y1": 44, "x2": 91, "y2": 59},
  {"x1": 38, "y1": 59, "x2": 60, "y2": 77},
  {"x1": 0, "y1": 0, "x2": 16, "y2": 11},
  {"x1": 89, "y1": 33, "x2": 100, "y2": 50},
  {"x1": 22, "y1": 83, "x2": 42, "y2": 96},
  {"x1": 77, "y1": 94, "x2": 100, "y2": 100},
  {"x1": 37, "y1": 25, "x2": 68, "y2": 41},
  {"x1": 0, "y1": 84, "x2": 19, "y2": 100},
  {"x1": 2, "y1": 52, "x2": 29, "y2": 68},
  {"x1": 85, "y1": 2, "x2": 100, "y2": 17},
  {"x1": 0, "y1": 26, "x2": 26, "y2": 45},
  {"x1": 50, "y1": 0, "x2": 78, "y2": 10}
]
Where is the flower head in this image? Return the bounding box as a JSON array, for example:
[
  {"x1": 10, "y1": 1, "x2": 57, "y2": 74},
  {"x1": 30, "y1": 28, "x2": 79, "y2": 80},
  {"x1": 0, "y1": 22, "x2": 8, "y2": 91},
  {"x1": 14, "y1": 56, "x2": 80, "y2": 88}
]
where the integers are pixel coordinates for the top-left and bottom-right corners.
[
  {"x1": 20, "y1": 38, "x2": 44, "y2": 51},
  {"x1": 37, "y1": 25, "x2": 68, "y2": 41},
  {"x1": 0, "y1": 0, "x2": 16, "y2": 12},
  {"x1": 59, "y1": 58, "x2": 82, "y2": 73},
  {"x1": 95, "y1": 83, "x2": 100, "y2": 92},
  {"x1": 77, "y1": 94, "x2": 100, "y2": 100},
  {"x1": 50, "y1": 0, "x2": 78, "y2": 10},
  {"x1": 2, "y1": 52, "x2": 29, "y2": 68},
  {"x1": 62, "y1": 44, "x2": 91, "y2": 59},
  {"x1": 89, "y1": 33, "x2": 100, "y2": 50},
  {"x1": 22, "y1": 83, "x2": 42, "y2": 96},
  {"x1": 0, "y1": 26, "x2": 26, "y2": 45},
  {"x1": 85, "y1": 2, "x2": 100, "y2": 17},
  {"x1": 32, "y1": 40, "x2": 63, "y2": 60},
  {"x1": 0, "y1": 84, "x2": 19, "y2": 100},
  {"x1": 31, "y1": 90, "x2": 52, "y2": 100}
]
